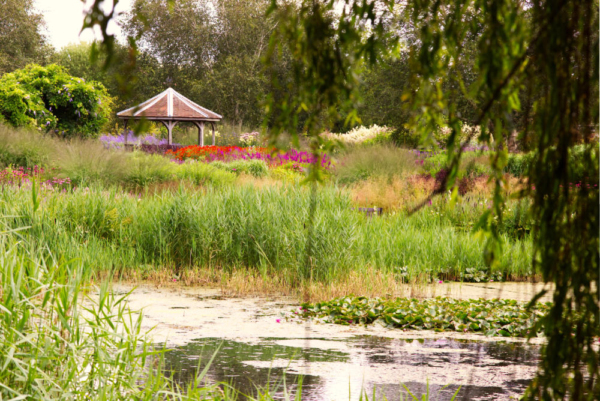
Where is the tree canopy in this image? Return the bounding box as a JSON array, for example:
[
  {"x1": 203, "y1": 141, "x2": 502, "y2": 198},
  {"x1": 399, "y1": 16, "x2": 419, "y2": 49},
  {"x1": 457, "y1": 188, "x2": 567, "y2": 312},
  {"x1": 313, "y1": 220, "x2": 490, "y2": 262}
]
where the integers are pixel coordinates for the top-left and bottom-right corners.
[{"x1": 0, "y1": 0, "x2": 51, "y2": 75}]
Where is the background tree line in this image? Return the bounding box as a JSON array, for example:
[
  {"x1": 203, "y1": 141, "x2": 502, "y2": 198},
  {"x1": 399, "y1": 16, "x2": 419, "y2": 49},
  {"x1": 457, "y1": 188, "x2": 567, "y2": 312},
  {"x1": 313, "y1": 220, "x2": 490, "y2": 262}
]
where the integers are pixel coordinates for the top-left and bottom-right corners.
[{"x1": 1, "y1": 0, "x2": 531, "y2": 143}]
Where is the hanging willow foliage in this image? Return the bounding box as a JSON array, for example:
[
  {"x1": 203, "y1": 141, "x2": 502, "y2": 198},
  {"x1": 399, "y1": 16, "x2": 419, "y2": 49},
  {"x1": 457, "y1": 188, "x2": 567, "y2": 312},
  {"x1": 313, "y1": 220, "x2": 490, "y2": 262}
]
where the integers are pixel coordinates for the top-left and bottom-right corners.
[
  {"x1": 263, "y1": 0, "x2": 598, "y2": 398},
  {"x1": 401, "y1": 0, "x2": 599, "y2": 398}
]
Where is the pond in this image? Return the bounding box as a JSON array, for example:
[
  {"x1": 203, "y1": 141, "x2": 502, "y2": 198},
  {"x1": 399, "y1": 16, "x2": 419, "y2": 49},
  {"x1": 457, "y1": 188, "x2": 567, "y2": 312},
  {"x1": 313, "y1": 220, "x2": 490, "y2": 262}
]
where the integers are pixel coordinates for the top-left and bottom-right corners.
[
  {"x1": 114, "y1": 284, "x2": 546, "y2": 400},
  {"x1": 160, "y1": 336, "x2": 540, "y2": 401}
]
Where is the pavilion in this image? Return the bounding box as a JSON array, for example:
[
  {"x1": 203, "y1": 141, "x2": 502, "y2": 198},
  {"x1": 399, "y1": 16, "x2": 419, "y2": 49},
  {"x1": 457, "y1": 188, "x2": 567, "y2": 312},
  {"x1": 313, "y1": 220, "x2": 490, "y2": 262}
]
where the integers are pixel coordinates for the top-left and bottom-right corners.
[{"x1": 116, "y1": 88, "x2": 222, "y2": 145}]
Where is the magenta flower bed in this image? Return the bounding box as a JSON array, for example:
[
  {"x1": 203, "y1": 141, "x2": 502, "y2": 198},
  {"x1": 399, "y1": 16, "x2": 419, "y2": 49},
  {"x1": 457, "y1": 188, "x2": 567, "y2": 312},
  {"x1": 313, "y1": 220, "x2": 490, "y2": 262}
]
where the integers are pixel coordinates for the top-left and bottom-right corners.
[
  {"x1": 0, "y1": 166, "x2": 71, "y2": 190},
  {"x1": 201, "y1": 148, "x2": 333, "y2": 169}
]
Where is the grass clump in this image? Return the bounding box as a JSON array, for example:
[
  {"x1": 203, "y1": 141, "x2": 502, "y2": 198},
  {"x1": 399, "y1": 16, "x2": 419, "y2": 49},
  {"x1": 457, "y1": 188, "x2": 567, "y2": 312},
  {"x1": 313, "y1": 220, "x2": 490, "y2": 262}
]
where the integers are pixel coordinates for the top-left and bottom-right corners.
[
  {"x1": 334, "y1": 145, "x2": 419, "y2": 184},
  {"x1": 175, "y1": 160, "x2": 237, "y2": 186},
  {"x1": 299, "y1": 296, "x2": 551, "y2": 337},
  {"x1": 52, "y1": 138, "x2": 132, "y2": 186},
  {"x1": 0, "y1": 124, "x2": 55, "y2": 167},
  {"x1": 211, "y1": 159, "x2": 269, "y2": 178}
]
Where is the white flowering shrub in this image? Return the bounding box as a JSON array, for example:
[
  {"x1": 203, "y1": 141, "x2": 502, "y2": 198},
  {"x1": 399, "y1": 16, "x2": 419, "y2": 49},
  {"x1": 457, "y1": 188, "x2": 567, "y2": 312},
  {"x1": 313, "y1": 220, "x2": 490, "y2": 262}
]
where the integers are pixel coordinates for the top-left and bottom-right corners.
[{"x1": 324, "y1": 125, "x2": 393, "y2": 145}]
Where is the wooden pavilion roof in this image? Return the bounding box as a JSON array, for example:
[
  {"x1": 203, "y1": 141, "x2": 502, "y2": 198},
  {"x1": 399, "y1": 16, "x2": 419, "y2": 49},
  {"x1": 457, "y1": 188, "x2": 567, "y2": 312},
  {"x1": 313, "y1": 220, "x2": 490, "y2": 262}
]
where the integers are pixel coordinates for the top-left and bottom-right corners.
[{"x1": 117, "y1": 88, "x2": 222, "y2": 121}]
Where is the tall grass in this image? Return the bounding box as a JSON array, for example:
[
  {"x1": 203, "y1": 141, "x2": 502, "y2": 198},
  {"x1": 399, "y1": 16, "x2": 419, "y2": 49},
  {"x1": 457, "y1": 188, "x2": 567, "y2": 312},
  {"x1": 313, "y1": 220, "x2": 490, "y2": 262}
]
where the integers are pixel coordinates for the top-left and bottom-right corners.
[
  {"x1": 334, "y1": 145, "x2": 420, "y2": 184},
  {"x1": 0, "y1": 225, "x2": 178, "y2": 399},
  {"x1": 0, "y1": 124, "x2": 56, "y2": 167},
  {"x1": 0, "y1": 184, "x2": 533, "y2": 284}
]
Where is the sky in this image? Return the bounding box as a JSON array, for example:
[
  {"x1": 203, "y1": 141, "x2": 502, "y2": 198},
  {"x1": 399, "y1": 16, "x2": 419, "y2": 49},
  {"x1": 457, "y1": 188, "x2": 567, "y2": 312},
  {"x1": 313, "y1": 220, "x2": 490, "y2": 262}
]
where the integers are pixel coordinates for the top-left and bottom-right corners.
[{"x1": 35, "y1": 0, "x2": 133, "y2": 50}]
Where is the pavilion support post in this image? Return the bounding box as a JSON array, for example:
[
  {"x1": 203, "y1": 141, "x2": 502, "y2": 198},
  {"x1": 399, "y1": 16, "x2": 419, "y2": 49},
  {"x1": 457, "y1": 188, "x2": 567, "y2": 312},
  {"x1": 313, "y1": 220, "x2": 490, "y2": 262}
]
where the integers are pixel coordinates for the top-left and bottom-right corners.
[
  {"x1": 197, "y1": 122, "x2": 205, "y2": 146},
  {"x1": 211, "y1": 122, "x2": 215, "y2": 145},
  {"x1": 123, "y1": 119, "x2": 129, "y2": 146},
  {"x1": 161, "y1": 121, "x2": 177, "y2": 145}
]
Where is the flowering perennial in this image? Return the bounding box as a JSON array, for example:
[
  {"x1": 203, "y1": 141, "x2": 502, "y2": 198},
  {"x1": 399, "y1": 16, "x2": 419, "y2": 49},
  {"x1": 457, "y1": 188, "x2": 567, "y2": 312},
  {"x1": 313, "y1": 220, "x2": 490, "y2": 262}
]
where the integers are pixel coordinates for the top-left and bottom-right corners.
[
  {"x1": 167, "y1": 145, "x2": 332, "y2": 169},
  {"x1": 0, "y1": 166, "x2": 71, "y2": 190}
]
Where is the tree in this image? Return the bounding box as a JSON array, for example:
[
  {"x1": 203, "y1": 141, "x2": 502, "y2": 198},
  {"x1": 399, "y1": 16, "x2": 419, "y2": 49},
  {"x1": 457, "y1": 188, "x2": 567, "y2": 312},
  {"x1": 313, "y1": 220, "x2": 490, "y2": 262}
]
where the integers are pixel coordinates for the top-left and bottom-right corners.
[
  {"x1": 0, "y1": 64, "x2": 113, "y2": 137},
  {"x1": 0, "y1": 0, "x2": 51, "y2": 74}
]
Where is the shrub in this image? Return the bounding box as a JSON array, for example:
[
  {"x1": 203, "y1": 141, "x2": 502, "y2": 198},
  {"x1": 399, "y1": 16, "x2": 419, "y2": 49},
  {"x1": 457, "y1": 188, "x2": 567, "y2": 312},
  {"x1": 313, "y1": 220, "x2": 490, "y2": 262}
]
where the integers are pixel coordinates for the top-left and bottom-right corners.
[
  {"x1": 0, "y1": 64, "x2": 112, "y2": 137},
  {"x1": 124, "y1": 152, "x2": 176, "y2": 187},
  {"x1": 422, "y1": 152, "x2": 492, "y2": 178},
  {"x1": 505, "y1": 152, "x2": 533, "y2": 177},
  {"x1": 270, "y1": 162, "x2": 305, "y2": 182}
]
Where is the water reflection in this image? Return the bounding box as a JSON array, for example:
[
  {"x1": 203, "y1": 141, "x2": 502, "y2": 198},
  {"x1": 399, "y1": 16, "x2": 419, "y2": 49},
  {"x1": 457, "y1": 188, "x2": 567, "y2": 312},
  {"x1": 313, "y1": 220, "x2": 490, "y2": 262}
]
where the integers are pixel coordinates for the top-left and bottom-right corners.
[{"x1": 160, "y1": 336, "x2": 540, "y2": 401}]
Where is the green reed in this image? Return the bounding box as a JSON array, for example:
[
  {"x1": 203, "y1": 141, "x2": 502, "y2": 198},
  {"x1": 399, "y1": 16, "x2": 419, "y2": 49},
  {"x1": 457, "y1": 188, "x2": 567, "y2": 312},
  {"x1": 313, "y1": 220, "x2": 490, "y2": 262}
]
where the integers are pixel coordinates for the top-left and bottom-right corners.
[{"x1": 0, "y1": 183, "x2": 533, "y2": 284}]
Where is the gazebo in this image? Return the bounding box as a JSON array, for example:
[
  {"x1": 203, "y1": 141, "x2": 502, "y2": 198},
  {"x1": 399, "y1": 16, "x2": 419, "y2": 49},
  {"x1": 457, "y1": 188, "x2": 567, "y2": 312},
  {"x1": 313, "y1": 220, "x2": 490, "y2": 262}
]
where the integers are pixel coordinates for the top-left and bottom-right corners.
[{"x1": 116, "y1": 88, "x2": 222, "y2": 145}]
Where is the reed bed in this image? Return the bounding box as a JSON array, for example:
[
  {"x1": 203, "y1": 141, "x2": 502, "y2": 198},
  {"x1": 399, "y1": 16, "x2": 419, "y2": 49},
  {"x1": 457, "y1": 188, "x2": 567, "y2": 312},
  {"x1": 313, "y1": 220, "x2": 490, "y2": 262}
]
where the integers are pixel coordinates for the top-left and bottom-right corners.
[{"x1": 0, "y1": 183, "x2": 533, "y2": 285}]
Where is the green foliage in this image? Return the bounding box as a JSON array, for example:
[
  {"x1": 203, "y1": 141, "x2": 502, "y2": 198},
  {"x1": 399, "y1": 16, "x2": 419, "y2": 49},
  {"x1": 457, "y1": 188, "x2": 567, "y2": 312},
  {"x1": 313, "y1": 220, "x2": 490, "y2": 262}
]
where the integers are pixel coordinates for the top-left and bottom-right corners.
[
  {"x1": 505, "y1": 152, "x2": 534, "y2": 177},
  {"x1": 51, "y1": 42, "x2": 157, "y2": 128},
  {"x1": 300, "y1": 296, "x2": 552, "y2": 337},
  {"x1": 211, "y1": 159, "x2": 269, "y2": 178},
  {"x1": 52, "y1": 139, "x2": 130, "y2": 186},
  {"x1": 422, "y1": 152, "x2": 493, "y2": 178},
  {"x1": 122, "y1": 0, "x2": 278, "y2": 129},
  {"x1": 0, "y1": 206, "x2": 301, "y2": 400},
  {"x1": 0, "y1": 64, "x2": 113, "y2": 136},
  {"x1": 0, "y1": 229, "x2": 173, "y2": 399},
  {"x1": 124, "y1": 152, "x2": 176, "y2": 187},
  {"x1": 269, "y1": 163, "x2": 305, "y2": 182},
  {"x1": 359, "y1": 56, "x2": 411, "y2": 135},
  {"x1": 400, "y1": 0, "x2": 599, "y2": 397}
]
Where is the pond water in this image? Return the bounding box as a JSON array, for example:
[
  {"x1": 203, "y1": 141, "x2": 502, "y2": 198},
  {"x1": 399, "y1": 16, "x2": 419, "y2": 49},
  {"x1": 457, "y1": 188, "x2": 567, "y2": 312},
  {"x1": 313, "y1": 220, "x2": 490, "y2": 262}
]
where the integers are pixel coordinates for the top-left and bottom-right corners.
[
  {"x1": 160, "y1": 336, "x2": 539, "y2": 401},
  {"x1": 113, "y1": 284, "x2": 545, "y2": 401}
]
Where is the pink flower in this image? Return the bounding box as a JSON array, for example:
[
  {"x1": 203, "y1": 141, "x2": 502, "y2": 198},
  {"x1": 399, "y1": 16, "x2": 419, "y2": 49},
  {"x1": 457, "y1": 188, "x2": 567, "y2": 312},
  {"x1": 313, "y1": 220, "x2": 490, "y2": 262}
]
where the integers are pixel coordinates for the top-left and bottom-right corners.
[
  {"x1": 438, "y1": 280, "x2": 443, "y2": 284},
  {"x1": 276, "y1": 319, "x2": 281, "y2": 323}
]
